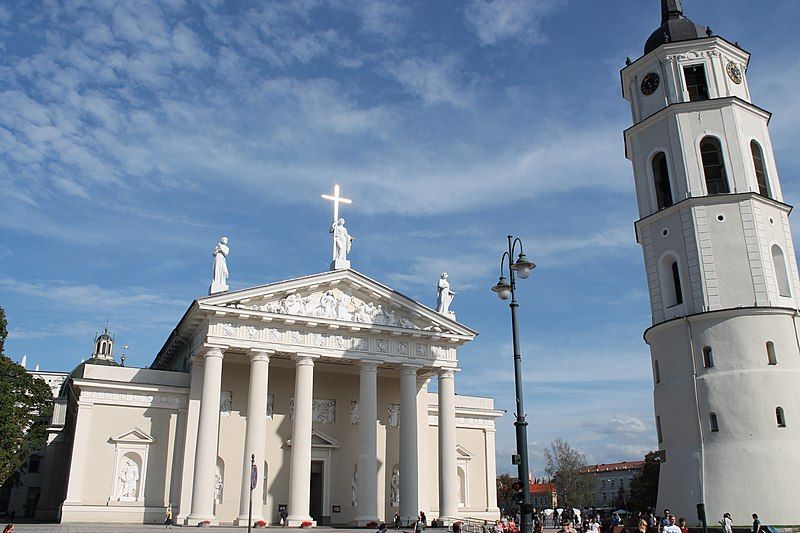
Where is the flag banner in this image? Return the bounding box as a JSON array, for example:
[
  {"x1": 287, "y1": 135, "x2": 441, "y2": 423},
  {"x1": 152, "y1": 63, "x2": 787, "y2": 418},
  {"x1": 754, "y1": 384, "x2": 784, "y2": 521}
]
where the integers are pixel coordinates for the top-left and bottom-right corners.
[{"x1": 251, "y1": 464, "x2": 258, "y2": 490}]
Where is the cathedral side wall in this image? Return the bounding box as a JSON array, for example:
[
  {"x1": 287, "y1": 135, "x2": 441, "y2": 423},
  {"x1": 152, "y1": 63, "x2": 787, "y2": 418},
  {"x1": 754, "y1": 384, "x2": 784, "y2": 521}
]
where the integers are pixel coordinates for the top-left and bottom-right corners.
[{"x1": 61, "y1": 400, "x2": 185, "y2": 524}]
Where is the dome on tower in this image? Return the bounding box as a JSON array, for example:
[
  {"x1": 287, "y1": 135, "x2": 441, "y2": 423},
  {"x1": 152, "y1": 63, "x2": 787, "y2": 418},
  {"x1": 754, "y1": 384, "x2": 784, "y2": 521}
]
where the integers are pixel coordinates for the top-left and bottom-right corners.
[
  {"x1": 644, "y1": 0, "x2": 708, "y2": 55},
  {"x1": 58, "y1": 328, "x2": 120, "y2": 398}
]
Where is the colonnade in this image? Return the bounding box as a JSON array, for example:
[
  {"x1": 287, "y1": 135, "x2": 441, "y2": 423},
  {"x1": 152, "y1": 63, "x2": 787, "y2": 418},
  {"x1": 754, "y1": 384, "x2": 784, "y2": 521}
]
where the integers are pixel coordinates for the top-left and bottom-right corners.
[{"x1": 184, "y1": 346, "x2": 459, "y2": 527}]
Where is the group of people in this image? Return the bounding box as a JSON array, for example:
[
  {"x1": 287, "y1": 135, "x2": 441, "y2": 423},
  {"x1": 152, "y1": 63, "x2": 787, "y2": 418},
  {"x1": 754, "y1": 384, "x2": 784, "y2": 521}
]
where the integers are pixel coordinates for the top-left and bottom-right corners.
[{"x1": 638, "y1": 508, "x2": 764, "y2": 533}]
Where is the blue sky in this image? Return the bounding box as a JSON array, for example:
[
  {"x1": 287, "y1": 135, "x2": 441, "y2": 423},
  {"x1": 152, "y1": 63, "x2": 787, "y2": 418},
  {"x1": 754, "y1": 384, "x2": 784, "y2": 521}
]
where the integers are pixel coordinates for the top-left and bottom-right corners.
[{"x1": 2, "y1": 0, "x2": 800, "y2": 476}]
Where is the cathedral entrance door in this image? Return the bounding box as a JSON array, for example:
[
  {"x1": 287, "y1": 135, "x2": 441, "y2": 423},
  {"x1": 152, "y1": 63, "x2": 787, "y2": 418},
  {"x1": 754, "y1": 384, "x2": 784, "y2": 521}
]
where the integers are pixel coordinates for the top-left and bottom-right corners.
[{"x1": 310, "y1": 460, "x2": 324, "y2": 524}]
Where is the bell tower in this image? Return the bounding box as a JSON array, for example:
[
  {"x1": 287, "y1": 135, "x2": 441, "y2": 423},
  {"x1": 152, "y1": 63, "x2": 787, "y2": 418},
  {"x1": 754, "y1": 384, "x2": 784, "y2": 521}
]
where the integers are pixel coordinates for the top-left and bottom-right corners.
[{"x1": 622, "y1": 1, "x2": 800, "y2": 524}]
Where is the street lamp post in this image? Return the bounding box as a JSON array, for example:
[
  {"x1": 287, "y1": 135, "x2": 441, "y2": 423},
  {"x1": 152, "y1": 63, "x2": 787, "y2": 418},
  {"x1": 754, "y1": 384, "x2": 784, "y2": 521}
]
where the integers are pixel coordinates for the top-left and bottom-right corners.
[{"x1": 492, "y1": 235, "x2": 536, "y2": 533}]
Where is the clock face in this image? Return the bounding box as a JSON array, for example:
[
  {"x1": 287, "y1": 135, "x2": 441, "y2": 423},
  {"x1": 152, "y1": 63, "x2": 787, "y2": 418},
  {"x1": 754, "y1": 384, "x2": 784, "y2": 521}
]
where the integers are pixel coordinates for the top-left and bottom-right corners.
[
  {"x1": 726, "y1": 62, "x2": 743, "y2": 84},
  {"x1": 640, "y1": 72, "x2": 660, "y2": 96}
]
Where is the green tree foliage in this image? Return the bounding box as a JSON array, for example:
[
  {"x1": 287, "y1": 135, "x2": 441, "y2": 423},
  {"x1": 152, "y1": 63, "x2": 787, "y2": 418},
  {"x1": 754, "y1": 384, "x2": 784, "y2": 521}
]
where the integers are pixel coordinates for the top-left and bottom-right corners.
[
  {"x1": 543, "y1": 437, "x2": 593, "y2": 507},
  {"x1": 496, "y1": 473, "x2": 513, "y2": 512},
  {"x1": 0, "y1": 306, "x2": 54, "y2": 483},
  {"x1": 627, "y1": 451, "x2": 661, "y2": 513}
]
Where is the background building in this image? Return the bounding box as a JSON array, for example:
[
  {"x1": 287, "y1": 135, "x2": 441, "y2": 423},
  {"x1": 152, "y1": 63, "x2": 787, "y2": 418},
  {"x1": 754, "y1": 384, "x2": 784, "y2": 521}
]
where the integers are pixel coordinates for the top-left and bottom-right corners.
[{"x1": 579, "y1": 461, "x2": 643, "y2": 511}]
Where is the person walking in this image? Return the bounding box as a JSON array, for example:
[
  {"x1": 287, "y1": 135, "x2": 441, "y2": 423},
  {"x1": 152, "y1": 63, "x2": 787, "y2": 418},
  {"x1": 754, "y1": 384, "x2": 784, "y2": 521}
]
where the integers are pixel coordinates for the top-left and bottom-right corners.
[
  {"x1": 413, "y1": 514, "x2": 426, "y2": 533},
  {"x1": 394, "y1": 512, "x2": 401, "y2": 530},
  {"x1": 164, "y1": 503, "x2": 174, "y2": 529},
  {"x1": 752, "y1": 514, "x2": 762, "y2": 533},
  {"x1": 719, "y1": 513, "x2": 733, "y2": 533}
]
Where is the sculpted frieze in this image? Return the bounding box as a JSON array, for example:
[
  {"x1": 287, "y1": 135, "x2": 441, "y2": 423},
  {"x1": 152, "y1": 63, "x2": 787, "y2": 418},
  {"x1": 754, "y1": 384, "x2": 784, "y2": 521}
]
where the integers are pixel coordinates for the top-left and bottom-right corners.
[
  {"x1": 289, "y1": 397, "x2": 336, "y2": 424},
  {"x1": 227, "y1": 288, "x2": 434, "y2": 331}
]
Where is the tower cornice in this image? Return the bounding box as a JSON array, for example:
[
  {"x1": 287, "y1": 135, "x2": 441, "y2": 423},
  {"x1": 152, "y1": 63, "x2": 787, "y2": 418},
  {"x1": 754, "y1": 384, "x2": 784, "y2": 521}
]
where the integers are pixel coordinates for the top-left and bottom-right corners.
[
  {"x1": 623, "y1": 97, "x2": 771, "y2": 160},
  {"x1": 643, "y1": 306, "x2": 800, "y2": 343},
  {"x1": 633, "y1": 192, "x2": 792, "y2": 244}
]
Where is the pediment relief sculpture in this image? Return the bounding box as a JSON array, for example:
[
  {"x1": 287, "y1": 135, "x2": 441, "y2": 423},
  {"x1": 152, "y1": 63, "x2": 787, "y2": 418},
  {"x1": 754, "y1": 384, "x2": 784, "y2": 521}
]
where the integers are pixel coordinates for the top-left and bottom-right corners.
[{"x1": 226, "y1": 287, "x2": 449, "y2": 332}]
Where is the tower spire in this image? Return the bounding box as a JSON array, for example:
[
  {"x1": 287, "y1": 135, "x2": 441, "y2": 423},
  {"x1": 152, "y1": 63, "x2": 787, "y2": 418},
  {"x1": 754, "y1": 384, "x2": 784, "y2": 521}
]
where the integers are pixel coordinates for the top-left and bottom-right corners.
[{"x1": 661, "y1": 0, "x2": 684, "y2": 24}]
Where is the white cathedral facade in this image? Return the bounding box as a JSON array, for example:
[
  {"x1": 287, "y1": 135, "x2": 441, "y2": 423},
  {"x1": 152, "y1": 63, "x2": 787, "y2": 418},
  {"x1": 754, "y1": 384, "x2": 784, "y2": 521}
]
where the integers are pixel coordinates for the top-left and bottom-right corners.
[
  {"x1": 623, "y1": 0, "x2": 800, "y2": 525},
  {"x1": 34, "y1": 222, "x2": 501, "y2": 525}
]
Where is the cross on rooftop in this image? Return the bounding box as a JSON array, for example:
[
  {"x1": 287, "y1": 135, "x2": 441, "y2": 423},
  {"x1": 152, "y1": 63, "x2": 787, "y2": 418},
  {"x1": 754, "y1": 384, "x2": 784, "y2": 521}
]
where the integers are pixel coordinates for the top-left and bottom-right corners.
[{"x1": 321, "y1": 183, "x2": 352, "y2": 222}]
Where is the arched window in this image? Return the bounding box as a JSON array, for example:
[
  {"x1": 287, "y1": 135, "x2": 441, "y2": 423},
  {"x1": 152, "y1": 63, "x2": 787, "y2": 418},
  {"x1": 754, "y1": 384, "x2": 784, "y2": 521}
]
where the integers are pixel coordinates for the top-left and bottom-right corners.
[
  {"x1": 660, "y1": 255, "x2": 684, "y2": 308},
  {"x1": 671, "y1": 261, "x2": 683, "y2": 305},
  {"x1": 709, "y1": 413, "x2": 719, "y2": 432},
  {"x1": 652, "y1": 152, "x2": 673, "y2": 210},
  {"x1": 751, "y1": 141, "x2": 771, "y2": 198},
  {"x1": 656, "y1": 415, "x2": 663, "y2": 443},
  {"x1": 654, "y1": 360, "x2": 661, "y2": 383},
  {"x1": 771, "y1": 244, "x2": 792, "y2": 297},
  {"x1": 702, "y1": 346, "x2": 714, "y2": 368},
  {"x1": 767, "y1": 341, "x2": 777, "y2": 365},
  {"x1": 701, "y1": 137, "x2": 730, "y2": 195},
  {"x1": 776, "y1": 407, "x2": 786, "y2": 428}
]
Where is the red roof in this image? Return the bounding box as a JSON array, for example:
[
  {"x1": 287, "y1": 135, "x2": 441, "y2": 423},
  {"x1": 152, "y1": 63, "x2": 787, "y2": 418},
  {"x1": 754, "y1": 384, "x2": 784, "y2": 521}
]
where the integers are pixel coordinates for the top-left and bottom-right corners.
[
  {"x1": 579, "y1": 460, "x2": 645, "y2": 474},
  {"x1": 529, "y1": 482, "x2": 556, "y2": 493}
]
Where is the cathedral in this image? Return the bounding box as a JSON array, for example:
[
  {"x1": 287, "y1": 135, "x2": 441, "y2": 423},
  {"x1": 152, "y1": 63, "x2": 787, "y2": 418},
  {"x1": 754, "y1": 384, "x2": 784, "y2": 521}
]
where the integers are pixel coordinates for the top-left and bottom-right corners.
[
  {"x1": 30, "y1": 194, "x2": 502, "y2": 526},
  {"x1": 624, "y1": 0, "x2": 800, "y2": 525}
]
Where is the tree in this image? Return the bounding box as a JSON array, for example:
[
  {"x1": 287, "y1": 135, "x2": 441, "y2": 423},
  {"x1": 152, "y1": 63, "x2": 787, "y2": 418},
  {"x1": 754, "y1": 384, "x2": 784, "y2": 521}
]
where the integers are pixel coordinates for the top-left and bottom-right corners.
[
  {"x1": 0, "y1": 306, "x2": 54, "y2": 483},
  {"x1": 627, "y1": 451, "x2": 661, "y2": 513},
  {"x1": 543, "y1": 438, "x2": 592, "y2": 507},
  {"x1": 496, "y1": 473, "x2": 514, "y2": 512}
]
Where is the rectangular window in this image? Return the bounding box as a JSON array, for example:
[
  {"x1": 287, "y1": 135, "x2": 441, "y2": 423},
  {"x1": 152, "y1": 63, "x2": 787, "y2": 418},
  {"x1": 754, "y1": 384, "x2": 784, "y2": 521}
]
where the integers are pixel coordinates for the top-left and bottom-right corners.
[{"x1": 684, "y1": 65, "x2": 710, "y2": 101}]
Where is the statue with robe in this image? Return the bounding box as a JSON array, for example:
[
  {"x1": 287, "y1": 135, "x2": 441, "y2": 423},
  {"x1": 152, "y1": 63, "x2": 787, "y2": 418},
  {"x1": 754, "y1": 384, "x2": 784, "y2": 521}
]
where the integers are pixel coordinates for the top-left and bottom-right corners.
[
  {"x1": 209, "y1": 236, "x2": 229, "y2": 294},
  {"x1": 116, "y1": 458, "x2": 139, "y2": 500},
  {"x1": 331, "y1": 218, "x2": 354, "y2": 261},
  {"x1": 390, "y1": 467, "x2": 400, "y2": 507},
  {"x1": 436, "y1": 272, "x2": 456, "y2": 315}
]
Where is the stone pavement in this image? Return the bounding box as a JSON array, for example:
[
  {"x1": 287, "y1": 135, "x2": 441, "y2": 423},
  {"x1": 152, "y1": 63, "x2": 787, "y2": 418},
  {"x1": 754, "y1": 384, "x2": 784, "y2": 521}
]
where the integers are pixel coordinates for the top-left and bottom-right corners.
[{"x1": 1, "y1": 526, "x2": 375, "y2": 533}]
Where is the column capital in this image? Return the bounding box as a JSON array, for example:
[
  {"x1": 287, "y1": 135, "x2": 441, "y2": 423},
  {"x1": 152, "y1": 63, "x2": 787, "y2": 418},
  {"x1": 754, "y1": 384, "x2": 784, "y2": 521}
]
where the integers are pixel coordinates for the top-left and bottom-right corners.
[
  {"x1": 359, "y1": 358, "x2": 382, "y2": 370},
  {"x1": 292, "y1": 353, "x2": 318, "y2": 366},
  {"x1": 400, "y1": 364, "x2": 422, "y2": 375},
  {"x1": 249, "y1": 348, "x2": 274, "y2": 362},
  {"x1": 197, "y1": 343, "x2": 227, "y2": 359},
  {"x1": 438, "y1": 367, "x2": 459, "y2": 379}
]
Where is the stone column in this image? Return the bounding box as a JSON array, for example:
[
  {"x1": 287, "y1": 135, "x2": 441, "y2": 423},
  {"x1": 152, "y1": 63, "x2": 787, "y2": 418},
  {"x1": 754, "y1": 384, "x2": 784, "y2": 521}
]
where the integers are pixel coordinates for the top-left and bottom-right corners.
[
  {"x1": 399, "y1": 365, "x2": 420, "y2": 524},
  {"x1": 287, "y1": 354, "x2": 317, "y2": 527},
  {"x1": 354, "y1": 360, "x2": 380, "y2": 526},
  {"x1": 186, "y1": 346, "x2": 225, "y2": 525},
  {"x1": 236, "y1": 350, "x2": 272, "y2": 525},
  {"x1": 437, "y1": 369, "x2": 458, "y2": 523}
]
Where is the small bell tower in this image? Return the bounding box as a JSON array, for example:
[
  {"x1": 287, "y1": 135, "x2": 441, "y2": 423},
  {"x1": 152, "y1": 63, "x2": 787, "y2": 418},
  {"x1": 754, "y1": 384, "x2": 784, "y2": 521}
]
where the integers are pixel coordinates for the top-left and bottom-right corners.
[
  {"x1": 621, "y1": 1, "x2": 800, "y2": 525},
  {"x1": 92, "y1": 328, "x2": 115, "y2": 362}
]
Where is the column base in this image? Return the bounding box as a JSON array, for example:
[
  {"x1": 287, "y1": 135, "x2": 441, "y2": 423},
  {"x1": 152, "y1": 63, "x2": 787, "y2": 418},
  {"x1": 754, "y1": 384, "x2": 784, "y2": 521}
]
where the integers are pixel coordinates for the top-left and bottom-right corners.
[
  {"x1": 235, "y1": 515, "x2": 265, "y2": 526},
  {"x1": 353, "y1": 517, "x2": 381, "y2": 527},
  {"x1": 287, "y1": 516, "x2": 317, "y2": 527},
  {"x1": 185, "y1": 514, "x2": 218, "y2": 526},
  {"x1": 436, "y1": 516, "x2": 460, "y2": 526}
]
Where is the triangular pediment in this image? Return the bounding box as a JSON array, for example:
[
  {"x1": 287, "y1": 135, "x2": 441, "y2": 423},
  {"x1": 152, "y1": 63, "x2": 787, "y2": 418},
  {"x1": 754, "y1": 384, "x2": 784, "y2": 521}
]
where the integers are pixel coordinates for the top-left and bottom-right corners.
[
  {"x1": 199, "y1": 269, "x2": 474, "y2": 337},
  {"x1": 285, "y1": 429, "x2": 341, "y2": 449},
  {"x1": 110, "y1": 427, "x2": 156, "y2": 444},
  {"x1": 456, "y1": 444, "x2": 474, "y2": 460}
]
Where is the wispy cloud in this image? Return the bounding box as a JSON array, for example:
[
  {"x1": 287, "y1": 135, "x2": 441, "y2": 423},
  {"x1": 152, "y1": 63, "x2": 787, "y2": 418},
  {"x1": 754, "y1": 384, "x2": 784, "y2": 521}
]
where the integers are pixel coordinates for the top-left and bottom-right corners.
[{"x1": 464, "y1": 0, "x2": 558, "y2": 46}]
